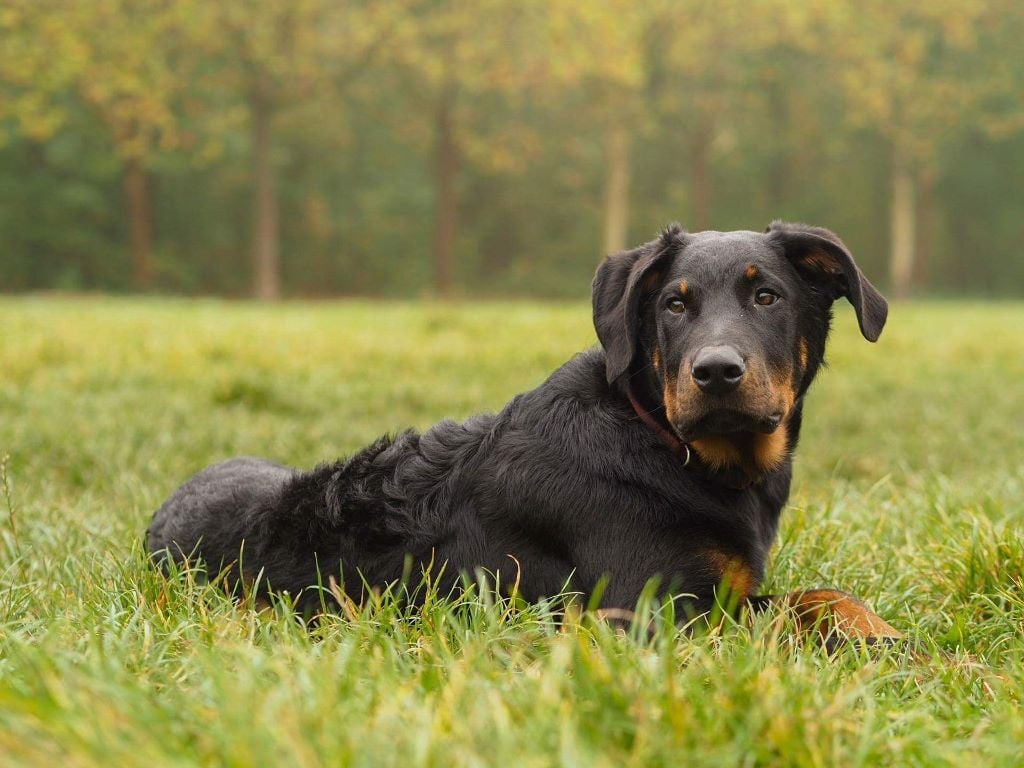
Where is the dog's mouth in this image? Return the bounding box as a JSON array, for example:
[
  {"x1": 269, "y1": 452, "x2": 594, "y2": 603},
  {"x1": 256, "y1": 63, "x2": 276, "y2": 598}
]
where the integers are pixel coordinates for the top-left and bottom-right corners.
[{"x1": 671, "y1": 407, "x2": 784, "y2": 441}]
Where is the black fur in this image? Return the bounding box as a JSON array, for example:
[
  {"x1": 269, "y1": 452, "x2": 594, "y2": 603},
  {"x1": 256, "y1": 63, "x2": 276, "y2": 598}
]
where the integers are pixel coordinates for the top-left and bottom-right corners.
[{"x1": 148, "y1": 223, "x2": 888, "y2": 620}]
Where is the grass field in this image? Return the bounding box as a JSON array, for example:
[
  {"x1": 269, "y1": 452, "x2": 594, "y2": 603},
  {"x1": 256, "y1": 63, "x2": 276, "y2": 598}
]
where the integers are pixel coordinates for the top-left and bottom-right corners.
[{"x1": 0, "y1": 297, "x2": 1022, "y2": 766}]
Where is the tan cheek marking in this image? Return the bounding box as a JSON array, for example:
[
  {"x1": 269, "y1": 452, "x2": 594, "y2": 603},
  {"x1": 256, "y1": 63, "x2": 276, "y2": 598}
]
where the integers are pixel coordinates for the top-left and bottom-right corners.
[
  {"x1": 743, "y1": 378, "x2": 773, "y2": 413},
  {"x1": 740, "y1": 365, "x2": 794, "y2": 419},
  {"x1": 744, "y1": 264, "x2": 758, "y2": 281},
  {"x1": 752, "y1": 422, "x2": 789, "y2": 472},
  {"x1": 734, "y1": 368, "x2": 793, "y2": 473},
  {"x1": 690, "y1": 436, "x2": 742, "y2": 469},
  {"x1": 787, "y1": 590, "x2": 903, "y2": 641},
  {"x1": 771, "y1": 369, "x2": 796, "y2": 415},
  {"x1": 799, "y1": 339, "x2": 809, "y2": 370},
  {"x1": 652, "y1": 347, "x2": 661, "y2": 371},
  {"x1": 663, "y1": 369, "x2": 678, "y2": 423},
  {"x1": 707, "y1": 551, "x2": 758, "y2": 603}
]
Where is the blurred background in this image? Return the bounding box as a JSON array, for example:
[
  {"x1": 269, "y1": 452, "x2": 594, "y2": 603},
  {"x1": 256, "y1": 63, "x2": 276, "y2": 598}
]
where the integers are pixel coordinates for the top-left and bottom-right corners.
[{"x1": 1, "y1": 0, "x2": 1022, "y2": 300}]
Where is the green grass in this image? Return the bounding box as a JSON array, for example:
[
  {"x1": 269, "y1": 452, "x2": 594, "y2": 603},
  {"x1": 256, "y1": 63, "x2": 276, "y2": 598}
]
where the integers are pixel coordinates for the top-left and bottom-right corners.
[{"x1": 0, "y1": 297, "x2": 1022, "y2": 766}]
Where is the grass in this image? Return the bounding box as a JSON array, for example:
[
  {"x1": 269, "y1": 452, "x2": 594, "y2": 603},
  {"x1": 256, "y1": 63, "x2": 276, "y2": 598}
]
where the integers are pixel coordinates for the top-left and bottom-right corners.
[{"x1": 0, "y1": 296, "x2": 1022, "y2": 766}]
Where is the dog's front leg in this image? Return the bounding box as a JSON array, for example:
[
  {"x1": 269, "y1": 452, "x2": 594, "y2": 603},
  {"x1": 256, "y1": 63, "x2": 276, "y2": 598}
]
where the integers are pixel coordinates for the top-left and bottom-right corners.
[{"x1": 745, "y1": 589, "x2": 903, "y2": 651}]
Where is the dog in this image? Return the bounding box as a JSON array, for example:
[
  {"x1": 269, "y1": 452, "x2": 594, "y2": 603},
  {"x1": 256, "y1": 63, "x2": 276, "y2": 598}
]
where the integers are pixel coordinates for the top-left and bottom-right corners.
[{"x1": 148, "y1": 221, "x2": 901, "y2": 645}]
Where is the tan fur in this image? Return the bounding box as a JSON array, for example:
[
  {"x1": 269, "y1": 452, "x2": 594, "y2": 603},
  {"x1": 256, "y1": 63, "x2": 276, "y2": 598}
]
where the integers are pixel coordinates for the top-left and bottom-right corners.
[
  {"x1": 799, "y1": 338, "x2": 809, "y2": 370},
  {"x1": 675, "y1": 359, "x2": 793, "y2": 429},
  {"x1": 707, "y1": 550, "x2": 757, "y2": 601},
  {"x1": 799, "y1": 249, "x2": 841, "y2": 275},
  {"x1": 662, "y1": 369, "x2": 679, "y2": 425},
  {"x1": 786, "y1": 590, "x2": 903, "y2": 641},
  {"x1": 750, "y1": 369, "x2": 795, "y2": 471},
  {"x1": 678, "y1": 280, "x2": 689, "y2": 296},
  {"x1": 744, "y1": 264, "x2": 759, "y2": 281},
  {"x1": 691, "y1": 436, "x2": 743, "y2": 469},
  {"x1": 752, "y1": 422, "x2": 789, "y2": 472},
  {"x1": 652, "y1": 347, "x2": 661, "y2": 371},
  {"x1": 691, "y1": 423, "x2": 789, "y2": 476},
  {"x1": 772, "y1": 369, "x2": 796, "y2": 415},
  {"x1": 675, "y1": 364, "x2": 795, "y2": 478}
]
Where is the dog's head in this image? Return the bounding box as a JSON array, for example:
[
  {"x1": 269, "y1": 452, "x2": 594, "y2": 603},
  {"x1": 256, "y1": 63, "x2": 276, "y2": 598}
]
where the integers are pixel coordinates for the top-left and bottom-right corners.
[{"x1": 592, "y1": 221, "x2": 887, "y2": 476}]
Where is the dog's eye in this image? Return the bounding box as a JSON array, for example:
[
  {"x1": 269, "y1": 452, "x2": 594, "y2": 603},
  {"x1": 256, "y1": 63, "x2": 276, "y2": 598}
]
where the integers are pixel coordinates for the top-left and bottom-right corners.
[
  {"x1": 666, "y1": 297, "x2": 686, "y2": 314},
  {"x1": 755, "y1": 289, "x2": 779, "y2": 306}
]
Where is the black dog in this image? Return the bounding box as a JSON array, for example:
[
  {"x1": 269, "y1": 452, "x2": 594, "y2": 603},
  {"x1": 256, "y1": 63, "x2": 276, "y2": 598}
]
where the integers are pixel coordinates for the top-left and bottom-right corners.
[{"x1": 148, "y1": 222, "x2": 900, "y2": 642}]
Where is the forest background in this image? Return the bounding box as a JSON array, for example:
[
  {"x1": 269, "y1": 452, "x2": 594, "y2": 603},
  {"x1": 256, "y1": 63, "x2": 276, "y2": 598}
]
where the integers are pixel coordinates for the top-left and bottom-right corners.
[{"x1": 2, "y1": 0, "x2": 1023, "y2": 300}]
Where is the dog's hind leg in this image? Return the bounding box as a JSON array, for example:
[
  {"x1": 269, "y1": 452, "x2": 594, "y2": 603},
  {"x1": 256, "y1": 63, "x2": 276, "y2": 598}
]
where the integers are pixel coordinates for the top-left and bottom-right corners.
[{"x1": 146, "y1": 457, "x2": 294, "y2": 585}]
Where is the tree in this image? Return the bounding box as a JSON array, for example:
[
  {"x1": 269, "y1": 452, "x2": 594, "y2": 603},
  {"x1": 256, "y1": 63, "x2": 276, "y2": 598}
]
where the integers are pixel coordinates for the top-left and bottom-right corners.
[
  {"x1": 1, "y1": 0, "x2": 191, "y2": 289},
  {"x1": 389, "y1": 0, "x2": 564, "y2": 296},
  {"x1": 651, "y1": 0, "x2": 802, "y2": 231},
  {"x1": 826, "y1": 0, "x2": 1024, "y2": 298},
  {"x1": 541, "y1": 1, "x2": 655, "y2": 254},
  {"x1": 186, "y1": 0, "x2": 412, "y2": 299}
]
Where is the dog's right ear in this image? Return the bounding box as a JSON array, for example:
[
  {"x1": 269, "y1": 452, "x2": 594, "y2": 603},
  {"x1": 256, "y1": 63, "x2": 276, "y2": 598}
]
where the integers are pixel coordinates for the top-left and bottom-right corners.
[
  {"x1": 765, "y1": 221, "x2": 888, "y2": 342},
  {"x1": 592, "y1": 225, "x2": 683, "y2": 385}
]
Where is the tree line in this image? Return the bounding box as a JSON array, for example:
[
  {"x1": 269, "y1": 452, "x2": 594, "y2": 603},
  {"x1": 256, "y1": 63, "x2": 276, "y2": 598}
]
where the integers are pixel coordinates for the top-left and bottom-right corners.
[{"x1": 2, "y1": 0, "x2": 1022, "y2": 299}]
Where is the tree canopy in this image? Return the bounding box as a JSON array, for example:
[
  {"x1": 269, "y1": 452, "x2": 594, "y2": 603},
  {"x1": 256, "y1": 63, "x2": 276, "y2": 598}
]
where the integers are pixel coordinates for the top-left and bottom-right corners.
[{"x1": 1, "y1": 0, "x2": 1022, "y2": 298}]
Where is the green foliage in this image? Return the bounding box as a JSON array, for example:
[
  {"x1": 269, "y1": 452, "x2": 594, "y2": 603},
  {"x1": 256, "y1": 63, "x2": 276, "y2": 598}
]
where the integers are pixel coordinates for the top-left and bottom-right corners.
[
  {"x1": 0, "y1": 298, "x2": 1022, "y2": 765},
  {"x1": 0, "y1": 1, "x2": 1023, "y2": 297}
]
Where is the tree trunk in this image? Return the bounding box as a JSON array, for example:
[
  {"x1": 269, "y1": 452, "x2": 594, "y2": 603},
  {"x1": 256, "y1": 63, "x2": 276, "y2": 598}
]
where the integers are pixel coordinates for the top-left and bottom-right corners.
[
  {"x1": 890, "y1": 152, "x2": 916, "y2": 301},
  {"x1": 251, "y1": 77, "x2": 281, "y2": 301},
  {"x1": 689, "y1": 119, "x2": 713, "y2": 231},
  {"x1": 123, "y1": 156, "x2": 154, "y2": 290},
  {"x1": 432, "y1": 80, "x2": 459, "y2": 298},
  {"x1": 913, "y1": 168, "x2": 937, "y2": 292},
  {"x1": 602, "y1": 122, "x2": 631, "y2": 254}
]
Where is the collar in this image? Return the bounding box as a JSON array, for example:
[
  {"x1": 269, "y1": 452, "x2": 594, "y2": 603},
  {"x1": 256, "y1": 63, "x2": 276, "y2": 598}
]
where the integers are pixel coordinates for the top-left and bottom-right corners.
[
  {"x1": 625, "y1": 386, "x2": 692, "y2": 466},
  {"x1": 625, "y1": 385, "x2": 754, "y2": 490}
]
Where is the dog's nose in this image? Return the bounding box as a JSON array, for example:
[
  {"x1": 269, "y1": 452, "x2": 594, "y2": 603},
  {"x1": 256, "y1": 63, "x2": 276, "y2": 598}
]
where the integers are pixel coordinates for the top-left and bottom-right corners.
[{"x1": 691, "y1": 346, "x2": 746, "y2": 395}]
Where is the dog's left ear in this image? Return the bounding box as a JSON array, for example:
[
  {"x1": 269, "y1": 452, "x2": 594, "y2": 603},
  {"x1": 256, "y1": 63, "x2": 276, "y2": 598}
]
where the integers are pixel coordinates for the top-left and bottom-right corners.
[
  {"x1": 766, "y1": 221, "x2": 888, "y2": 342},
  {"x1": 592, "y1": 226, "x2": 682, "y2": 384}
]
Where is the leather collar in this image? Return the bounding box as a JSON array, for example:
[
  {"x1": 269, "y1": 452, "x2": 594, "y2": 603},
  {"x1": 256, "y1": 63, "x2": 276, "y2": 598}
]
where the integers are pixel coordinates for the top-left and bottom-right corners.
[{"x1": 625, "y1": 385, "x2": 754, "y2": 490}]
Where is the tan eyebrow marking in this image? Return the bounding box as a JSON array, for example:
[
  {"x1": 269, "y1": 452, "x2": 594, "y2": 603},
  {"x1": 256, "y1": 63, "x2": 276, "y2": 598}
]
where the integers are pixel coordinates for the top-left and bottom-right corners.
[
  {"x1": 678, "y1": 280, "x2": 689, "y2": 296},
  {"x1": 744, "y1": 264, "x2": 759, "y2": 281}
]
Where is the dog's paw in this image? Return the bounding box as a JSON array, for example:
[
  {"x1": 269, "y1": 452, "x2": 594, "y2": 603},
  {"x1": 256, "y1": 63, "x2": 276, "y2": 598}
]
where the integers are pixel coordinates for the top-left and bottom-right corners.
[{"x1": 784, "y1": 589, "x2": 903, "y2": 651}]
